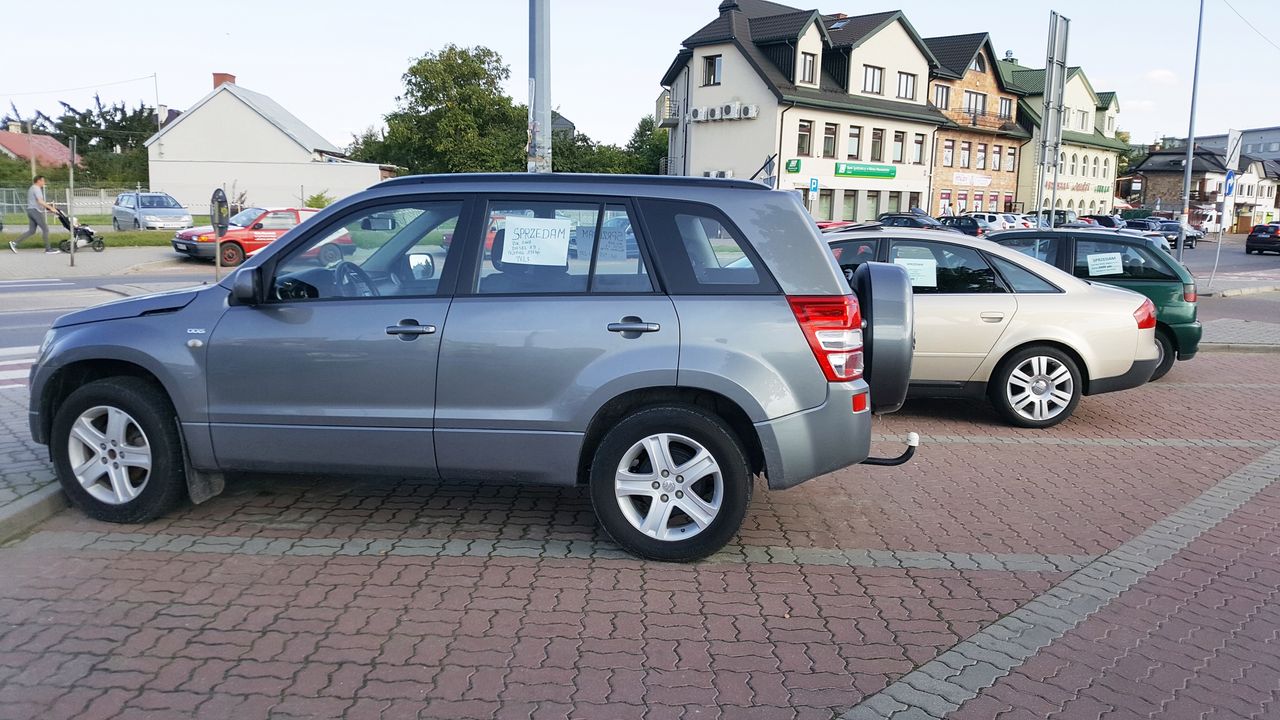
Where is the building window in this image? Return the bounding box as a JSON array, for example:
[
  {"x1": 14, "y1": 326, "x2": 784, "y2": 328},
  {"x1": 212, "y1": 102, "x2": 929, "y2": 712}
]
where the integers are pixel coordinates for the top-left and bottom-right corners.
[
  {"x1": 1081, "y1": 155, "x2": 1089, "y2": 177},
  {"x1": 958, "y1": 191, "x2": 968, "y2": 212},
  {"x1": 1006, "y1": 147, "x2": 1016, "y2": 172},
  {"x1": 909, "y1": 192, "x2": 921, "y2": 211},
  {"x1": 842, "y1": 191, "x2": 859, "y2": 221},
  {"x1": 1092, "y1": 156, "x2": 1099, "y2": 177},
  {"x1": 939, "y1": 190, "x2": 952, "y2": 215},
  {"x1": 818, "y1": 188, "x2": 834, "y2": 220},
  {"x1": 1070, "y1": 154, "x2": 1077, "y2": 175},
  {"x1": 871, "y1": 128, "x2": 884, "y2": 162},
  {"x1": 863, "y1": 65, "x2": 884, "y2": 94},
  {"x1": 847, "y1": 126, "x2": 862, "y2": 160},
  {"x1": 1103, "y1": 158, "x2": 1108, "y2": 178},
  {"x1": 963, "y1": 91, "x2": 986, "y2": 115},
  {"x1": 797, "y1": 120, "x2": 813, "y2": 156},
  {"x1": 943, "y1": 139, "x2": 954, "y2": 167},
  {"x1": 913, "y1": 134, "x2": 925, "y2": 164},
  {"x1": 999, "y1": 97, "x2": 1013, "y2": 120},
  {"x1": 993, "y1": 144, "x2": 1003, "y2": 169},
  {"x1": 702, "y1": 55, "x2": 722, "y2": 86},
  {"x1": 866, "y1": 190, "x2": 881, "y2": 218},
  {"x1": 897, "y1": 72, "x2": 917, "y2": 100},
  {"x1": 801, "y1": 52, "x2": 817, "y2": 84},
  {"x1": 969, "y1": 54, "x2": 986, "y2": 72},
  {"x1": 822, "y1": 123, "x2": 838, "y2": 158},
  {"x1": 1270, "y1": 142, "x2": 1280, "y2": 152},
  {"x1": 976, "y1": 144, "x2": 987, "y2": 170},
  {"x1": 960, "y1": 141, "x2": 971, "y2": 168},
  {"x1": 934, "y1": 84, "x2": 950, "y2": 109},
  {"x1": 1078, "y1": 110, "x2": 1088, "y2": 130},
  {"x1": 892, "y1": 131, "x2": 906, "y2": 163},
  {"x1": 1107, "y1": 116, "x2": 1115, "y2": 132}
]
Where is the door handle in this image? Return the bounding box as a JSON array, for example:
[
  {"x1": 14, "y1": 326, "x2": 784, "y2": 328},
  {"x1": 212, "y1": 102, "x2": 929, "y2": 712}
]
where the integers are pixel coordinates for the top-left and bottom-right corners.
[
  {"x1": 386, "y1": 319, "x2": 436, "y2": 339},
  {"x1": 980, "y1": 312, "x2": 1005, "y2": 323},
  {"x1": 607, "y1": 320, "x2": 661, "y2": 333}
]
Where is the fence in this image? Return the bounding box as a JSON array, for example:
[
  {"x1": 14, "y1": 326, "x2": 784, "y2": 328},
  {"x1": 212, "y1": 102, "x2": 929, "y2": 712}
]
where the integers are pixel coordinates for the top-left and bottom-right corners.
[{"x1": 1, "y1": 186, "x2": 146, "y2": 218}]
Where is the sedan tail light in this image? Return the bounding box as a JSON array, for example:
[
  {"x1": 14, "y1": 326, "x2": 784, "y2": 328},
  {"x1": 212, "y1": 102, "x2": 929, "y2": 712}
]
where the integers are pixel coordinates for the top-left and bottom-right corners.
[
  {"x1": 788, "y1": 295, "x2": 864, "y2": 382},
  {"x1": 1183, "y1": 283, "x2": 1197, "y2": 303},
  {"x1": 1134, "y1": 297, "x2": 1157, "y2": 330}
]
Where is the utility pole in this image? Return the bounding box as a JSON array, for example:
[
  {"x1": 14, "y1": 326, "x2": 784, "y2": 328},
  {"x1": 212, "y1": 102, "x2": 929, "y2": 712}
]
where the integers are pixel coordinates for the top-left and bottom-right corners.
[
  {"x1": 68, "y1": 137, "x2": 76, "y2": 267},
  {"x1": 25, "y1": 118, "x2": 37, "y2": 178},
  {"x1": 1177, "y1": 0, "x2": 1206, "y2": 262},
  {"x1": 527, "y1": 0, "x2": 552, "y2": 173}
]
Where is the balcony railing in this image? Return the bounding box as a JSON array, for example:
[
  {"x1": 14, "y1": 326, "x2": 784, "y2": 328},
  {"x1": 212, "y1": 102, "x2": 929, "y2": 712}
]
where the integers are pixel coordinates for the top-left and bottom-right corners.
[{"x1": 1190, "y1": 190, "x2": 1219, "y2": 202}]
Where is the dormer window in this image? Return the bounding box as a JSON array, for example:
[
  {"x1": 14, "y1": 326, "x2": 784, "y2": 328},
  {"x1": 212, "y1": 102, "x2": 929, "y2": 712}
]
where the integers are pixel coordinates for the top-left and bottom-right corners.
[
  {"x1": 801, "y1": 52, "x2": 816, "y2": 84},
  {"x1": 969, "y1": 54, "x2": 986, "y2": 73}
]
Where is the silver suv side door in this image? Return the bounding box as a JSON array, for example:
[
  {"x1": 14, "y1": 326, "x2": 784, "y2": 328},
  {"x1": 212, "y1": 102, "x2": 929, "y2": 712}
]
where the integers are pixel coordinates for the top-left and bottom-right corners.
[
  {"x1": 433, "y1": 196, "x2": 678, "y2": 485},
  {"x1": 205, "y1": 197, "x2": 469, "y2": 476}
]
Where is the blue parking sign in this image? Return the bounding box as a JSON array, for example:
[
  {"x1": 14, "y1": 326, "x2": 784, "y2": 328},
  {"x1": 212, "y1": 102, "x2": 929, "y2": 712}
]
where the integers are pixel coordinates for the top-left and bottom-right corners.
[
  {"x1": 1224, "y1": 170, "x2": 1236, "y2": 197},
  {"x1": 809, "y1": 177, "x2": 819, "y2": 194}
]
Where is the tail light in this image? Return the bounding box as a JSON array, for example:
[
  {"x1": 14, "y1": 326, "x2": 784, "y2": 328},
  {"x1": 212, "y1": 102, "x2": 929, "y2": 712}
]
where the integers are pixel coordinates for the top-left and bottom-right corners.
[
  {"x1": 1133, "y1": 298, "x2": 1157, "y2": 330},
  {"x1": 1183, "y1": 283, "x2": 1197, "y2": 303},
  {"x1": 788, "y1": 295, "x2": 864, "y2": 382}
]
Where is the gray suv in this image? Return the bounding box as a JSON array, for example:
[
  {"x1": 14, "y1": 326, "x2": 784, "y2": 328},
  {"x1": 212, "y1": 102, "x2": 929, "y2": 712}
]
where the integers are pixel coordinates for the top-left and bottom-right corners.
[{"x1": 29, "y1": 174, "x2": 914, "y2": 561}]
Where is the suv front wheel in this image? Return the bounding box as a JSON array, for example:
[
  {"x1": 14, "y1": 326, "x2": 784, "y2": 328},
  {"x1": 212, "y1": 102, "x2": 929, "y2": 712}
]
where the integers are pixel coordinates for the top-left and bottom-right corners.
[{"x1": 589, "y1": 405, "x2": 751, "y2": 562}]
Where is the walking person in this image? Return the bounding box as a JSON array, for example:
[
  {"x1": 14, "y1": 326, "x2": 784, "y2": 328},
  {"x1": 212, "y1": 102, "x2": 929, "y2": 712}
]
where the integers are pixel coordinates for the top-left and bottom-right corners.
[{"x1": 10, "y1": 176, "x2": 60, "y2": 254}]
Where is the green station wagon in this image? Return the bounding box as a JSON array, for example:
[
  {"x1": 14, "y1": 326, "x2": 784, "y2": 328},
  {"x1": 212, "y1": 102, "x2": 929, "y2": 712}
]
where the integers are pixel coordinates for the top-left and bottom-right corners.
[{"x1": 991, "y1": 229, "x2": 1200, "y2": 380}]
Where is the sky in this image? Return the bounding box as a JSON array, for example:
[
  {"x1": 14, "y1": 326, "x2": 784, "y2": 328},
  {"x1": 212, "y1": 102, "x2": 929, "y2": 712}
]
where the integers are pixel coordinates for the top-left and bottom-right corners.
[{"x1": 4, "y1": 0, "x2": 1278, "y2": 151}]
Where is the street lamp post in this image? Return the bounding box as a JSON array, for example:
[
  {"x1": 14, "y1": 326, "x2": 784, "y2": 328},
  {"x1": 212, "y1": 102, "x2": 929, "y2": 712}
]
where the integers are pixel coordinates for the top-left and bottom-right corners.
[{"x1": 1177, "y1": 0, "x2": 1206, "y2": 262}]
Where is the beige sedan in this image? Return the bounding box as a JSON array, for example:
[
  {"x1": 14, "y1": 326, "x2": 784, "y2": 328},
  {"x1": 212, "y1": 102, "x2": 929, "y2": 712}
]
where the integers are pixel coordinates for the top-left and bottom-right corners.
[{"x1": 827, "y1": 227, "x2": 1160, "y2": 427}]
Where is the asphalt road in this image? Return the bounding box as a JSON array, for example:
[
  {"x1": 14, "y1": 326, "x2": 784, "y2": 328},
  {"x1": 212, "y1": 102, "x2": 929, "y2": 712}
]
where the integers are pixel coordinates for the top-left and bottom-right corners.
[
  {"x1": 1181, "y1": 232, "x2": 1280, "y2": 277},
  {"x1": 1198, "y1": 290, "x2": 1280, "y2": 322}
]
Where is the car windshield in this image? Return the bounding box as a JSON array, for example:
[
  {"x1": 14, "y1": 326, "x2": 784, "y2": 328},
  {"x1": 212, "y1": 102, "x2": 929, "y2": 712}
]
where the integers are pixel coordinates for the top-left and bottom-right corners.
[
  {"x1": 139, "y1": 194, "x2": 182, "y2": 209},
  {"x1": 229, "y1": 208, "x2": 265, "y2": 227}
]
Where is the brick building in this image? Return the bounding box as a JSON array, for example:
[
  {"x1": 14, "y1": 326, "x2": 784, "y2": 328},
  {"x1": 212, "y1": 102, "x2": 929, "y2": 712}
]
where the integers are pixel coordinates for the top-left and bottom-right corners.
[{"x1": 922, "y1": 33, "x2": 1029, "y2": 216}]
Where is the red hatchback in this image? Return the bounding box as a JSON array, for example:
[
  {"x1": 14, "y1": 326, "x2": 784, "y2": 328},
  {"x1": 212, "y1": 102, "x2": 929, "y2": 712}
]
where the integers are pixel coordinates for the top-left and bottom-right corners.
[{"x1": 171, "y1": 207, "x2": 352, "y2": 266}]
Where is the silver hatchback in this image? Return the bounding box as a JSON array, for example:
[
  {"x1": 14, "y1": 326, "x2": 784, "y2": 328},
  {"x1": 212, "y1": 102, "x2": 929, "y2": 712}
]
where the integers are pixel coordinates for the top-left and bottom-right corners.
[
  {"x1": 112, "y1": 191, "x2": 193, "y2": 231},
  {"x1": 30, "y1": 174, "x2": 914, "y2": 561}
]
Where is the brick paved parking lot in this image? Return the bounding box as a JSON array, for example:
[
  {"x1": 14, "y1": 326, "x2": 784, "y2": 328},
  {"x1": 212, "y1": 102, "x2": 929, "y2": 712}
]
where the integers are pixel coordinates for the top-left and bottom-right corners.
[{"x1": 1, "y1": 352, "x2": 1278, "y2": 719}]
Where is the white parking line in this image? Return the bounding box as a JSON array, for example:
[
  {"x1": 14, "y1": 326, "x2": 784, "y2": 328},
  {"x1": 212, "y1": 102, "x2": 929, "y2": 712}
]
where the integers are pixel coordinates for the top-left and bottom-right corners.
[
  {"x1": 0, "y1": 369, "x2": 30, "y2": 380},
  {"x1": 0, "y1": 282, "x2": 75, "y2": 289}
]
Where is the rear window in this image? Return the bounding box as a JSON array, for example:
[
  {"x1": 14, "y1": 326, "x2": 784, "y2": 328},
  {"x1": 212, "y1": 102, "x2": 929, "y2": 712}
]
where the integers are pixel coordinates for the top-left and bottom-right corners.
[{"x1": 638, "y1": 199, "x2": 777, "y2": 294}]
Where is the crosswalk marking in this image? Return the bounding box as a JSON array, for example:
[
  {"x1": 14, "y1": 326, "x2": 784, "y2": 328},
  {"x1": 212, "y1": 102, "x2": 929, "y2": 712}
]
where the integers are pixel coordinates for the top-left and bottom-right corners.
[{"x1": 0, "y1": 346, "x2": 36, "y2": 389}]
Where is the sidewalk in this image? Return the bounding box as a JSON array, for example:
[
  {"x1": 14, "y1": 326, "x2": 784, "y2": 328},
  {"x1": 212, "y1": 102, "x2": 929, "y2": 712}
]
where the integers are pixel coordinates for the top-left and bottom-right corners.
[{"x1": 0, "y1": 246, "x2": 205, "y2": 280}]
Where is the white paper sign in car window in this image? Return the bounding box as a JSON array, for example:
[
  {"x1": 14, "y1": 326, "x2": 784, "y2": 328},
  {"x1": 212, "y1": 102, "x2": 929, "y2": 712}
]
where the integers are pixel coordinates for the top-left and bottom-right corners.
[
  {"x1": 598, "y1": 227, "x2": 629, "y2": 262},
  {"x1": 894, "y1": 257, "x2": 938, "y2": 287},
  {"x1": 1086, "y1": 252, "x2": 1124, "y2": 276},
  {"x1": 502, "y1": 216, "x2": 571, "y2": 266}
]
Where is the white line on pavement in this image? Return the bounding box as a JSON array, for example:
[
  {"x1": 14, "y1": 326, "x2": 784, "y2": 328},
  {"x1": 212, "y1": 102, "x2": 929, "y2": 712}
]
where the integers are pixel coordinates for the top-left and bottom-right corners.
[
  {"x1": 0, "y1": 358, "x2": 35, "y2": 367},
  {"x1": 0, "y1": 346, "x2": 39, "y2": 357},
  {"x1": 0, "y1": 369, "x2": 30, "y2": 380},
  {"x1": 0, "y1": 282, "x2": 75, "y2": 290},
  {"x1": 0, "y1": 279, "x2": 62, "y2": 285}
]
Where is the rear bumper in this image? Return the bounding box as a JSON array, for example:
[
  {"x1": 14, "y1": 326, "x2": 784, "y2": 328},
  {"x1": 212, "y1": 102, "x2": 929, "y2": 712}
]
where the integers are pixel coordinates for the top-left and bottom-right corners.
[
  {"x1": 172, "y1": 239, "x2": 216, "y2": 258},
  {"x1": 1246, "y1": 237, "x2": 1280, "y2": 251},
  {"x1": 1169, "y1": 321, "x2": 1202, "y2": 360},
  {"x1": 755, "y1": 381, "x2": 871, "y2": 490},
  {"x1": 1087, "y1": 356, "x2": 1159, "y2": 395}
]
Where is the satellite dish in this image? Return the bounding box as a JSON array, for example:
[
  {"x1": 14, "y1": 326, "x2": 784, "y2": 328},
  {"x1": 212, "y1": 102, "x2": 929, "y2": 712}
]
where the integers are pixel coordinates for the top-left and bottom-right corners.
[{"x1": 210, "y1": 188, "x2": 230, "y2": 238}]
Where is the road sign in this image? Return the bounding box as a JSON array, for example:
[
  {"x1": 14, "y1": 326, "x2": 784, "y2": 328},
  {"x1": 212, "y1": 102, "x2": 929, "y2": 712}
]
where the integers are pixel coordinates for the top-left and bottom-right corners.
[
  {"x1": 1224, "y1": 170, "x2": 1236, "y2": 197},
  {"x1": 809, "y1": 177, "x2": 819, "y2": 194}
]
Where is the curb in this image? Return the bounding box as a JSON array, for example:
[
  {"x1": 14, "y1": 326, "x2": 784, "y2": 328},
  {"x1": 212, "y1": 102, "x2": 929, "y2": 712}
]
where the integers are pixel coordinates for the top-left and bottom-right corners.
[
  {"x1": 1202, "y1": 284, "x2": 1280, "y2": 298},
  {"x1": 1199, "y1": 342, "x2": 1280, "y2": 353},
  {"x1": 0, "y1": 485, "x2": 66, "y2": 545},
  {"x1": 98, "y1": 284, "x2": 145, "y2": 298}
]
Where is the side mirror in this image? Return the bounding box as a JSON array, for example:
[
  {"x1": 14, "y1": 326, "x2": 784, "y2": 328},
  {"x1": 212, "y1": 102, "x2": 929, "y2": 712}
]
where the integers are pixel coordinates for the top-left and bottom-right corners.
[
  {"x1": 252, "y1": 222, "x2": 264, "y2": 230},
  {"x1": 407, "y1": 252, "x2": 435, "y2": 279},
  {"x1": 230, "y1": 267, "x2": 261, "y2": 306}
]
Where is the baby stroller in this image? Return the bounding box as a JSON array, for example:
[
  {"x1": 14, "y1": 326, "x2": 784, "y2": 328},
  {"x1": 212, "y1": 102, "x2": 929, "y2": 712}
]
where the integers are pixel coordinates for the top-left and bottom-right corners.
[{"x1": 55, "y1": 208, "x2": 105, "y2": 253}]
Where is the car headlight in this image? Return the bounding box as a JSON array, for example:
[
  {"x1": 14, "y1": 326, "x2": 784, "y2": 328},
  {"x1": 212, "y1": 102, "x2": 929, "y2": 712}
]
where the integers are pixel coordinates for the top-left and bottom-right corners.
[
  {"x1": 143, "y1": 215, "x2": 161, "y2": 222},
  {"x1": 38, "y1": 329, "x2": 56, "y2": 360}
]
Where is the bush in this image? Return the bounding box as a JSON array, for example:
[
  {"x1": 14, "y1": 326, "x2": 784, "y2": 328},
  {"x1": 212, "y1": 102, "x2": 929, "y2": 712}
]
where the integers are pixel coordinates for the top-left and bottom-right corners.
[{"x1": 305, "y1": 191, "x2": 334, "y2": 209}]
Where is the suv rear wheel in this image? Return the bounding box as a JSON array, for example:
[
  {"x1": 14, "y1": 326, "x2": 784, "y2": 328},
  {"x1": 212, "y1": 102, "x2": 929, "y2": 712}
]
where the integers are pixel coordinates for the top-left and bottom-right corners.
[
  {"x1": 51, "y1": 377, "x2": 187, "y2": 523},
  {"x1": 589, "y1": 405, "x2": 750, "y2": 562}
]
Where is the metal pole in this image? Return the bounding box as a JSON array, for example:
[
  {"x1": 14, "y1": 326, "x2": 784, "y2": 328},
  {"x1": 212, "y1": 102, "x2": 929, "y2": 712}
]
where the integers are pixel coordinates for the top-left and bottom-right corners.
[
  {"x1": 153, "y1": 73, "x2": 162, "y2": 133},
  {"x1": 26, "y1": 118, "x2": 37, "y2": 179},
  {"x1": 68, "y1": 137, "x2": 76, "y2": 267},
  {"x1": 1177, "y1": 0, "x2": 1206, "y2": 262},
  {"x1": 527, "y1": 0, "x2": 552, "y2": 173}
]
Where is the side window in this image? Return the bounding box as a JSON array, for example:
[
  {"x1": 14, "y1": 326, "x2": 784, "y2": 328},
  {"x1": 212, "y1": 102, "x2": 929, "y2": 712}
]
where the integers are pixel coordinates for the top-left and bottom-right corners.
[
  {"x1": 271, "y1": 201, "x2": 463, "y2": 301},
  {"x1": 889, "y1": 240, "x2": 1004, "y2": 294},
  {"x1": 590, "y1": 205, "x2": 653, "y2": 293},
  {"x1": 258, "y1": 211, "x2": 298, "y2": 230},
  {"x1": 999, "y1": 234, "x2": 1061, "y2": 265},
  {"x1": 638, "y1": 199, "x2": 776, "y2": 294},
  {"x1": 476, "y1": 201, "x2": 597, "y2": 295},
  {"x1": 829, "y1": 238, "x2": 880, "y2": 284},
  {"x1": 989, "y1": 255, "x2": 1060, "y2": 293},
  {"x1": 1075, "y1": 240, "x2": 1177, "y2": 281}
]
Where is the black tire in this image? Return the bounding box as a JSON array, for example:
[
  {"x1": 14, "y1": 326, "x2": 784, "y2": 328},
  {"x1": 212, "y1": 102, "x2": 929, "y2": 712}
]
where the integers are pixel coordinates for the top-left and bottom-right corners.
[
  {"x1": 318, "y1": 243, "x2": 343, "y2": 266},
  {"x1": 112, "y1": 217, "x2": 120, "y2": 231},
  {"x1": 589, "y1": 405, "x2": 751, "y2": 562},
  {"x1": 989, "y1": 346, "x2": 1082, "y2": 429},
  {"x1": 51, "y1": 377, "x2": 187, "y2": 523},
  {"x1": 132, "y1": 219, "x2": 140, "y2": 230},
  {"x1": 220, "y1": 242, "x2": 245, "y2": 267},
  {"x1": 853, "y1": 262, "x2": 914, "y2": 414},
  {"x1": 92, "y1": 239, "x2": 105, "y2": 252},
  {"x1": 58, "y1": 240, "x2": 71, "y2": 253},
  {"x1": 1150, "y1": 330, "x2": 1176, "y2": 381}
]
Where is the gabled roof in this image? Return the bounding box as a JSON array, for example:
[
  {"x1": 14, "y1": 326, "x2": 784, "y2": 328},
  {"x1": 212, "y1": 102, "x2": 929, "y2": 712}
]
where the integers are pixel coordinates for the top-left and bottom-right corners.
[
  {"x1": 718, "y1": 0, "x2": 802, "y2": 17},
  {"x1": 749, "y1": 10, "x2": 821, "y2": 43},
  {"x1": 0, "y1": 130, "x2": 82, "y2": 167},
  {"x1": 1017, "y1": 99, "x2": 1130, "y2": 152},
  {"x1": 821, "y1": 10, "x2": 938, "y2": 69},
  {"x1": 1095, "y1": 92, "x2": 1118, "y2": 111},
  {"x1": 923, "y1": 32, "x2": 1021, "y2": 93},
  {"x1": 145, "y1": 82, "x2": 340, "y2": 155}
]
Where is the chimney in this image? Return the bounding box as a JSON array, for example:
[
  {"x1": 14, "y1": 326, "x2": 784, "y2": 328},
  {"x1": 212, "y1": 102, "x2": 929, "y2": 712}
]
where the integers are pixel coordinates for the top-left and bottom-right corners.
[
  {"x1": 832, "y1": 13, "x2": 847, "y2": 18},
  {"x1": 6, "y1": 121, "x2": 21, "y2": 133},
  {"x1": 213, "y1": 72, "x2": 236, "y2": 89}
]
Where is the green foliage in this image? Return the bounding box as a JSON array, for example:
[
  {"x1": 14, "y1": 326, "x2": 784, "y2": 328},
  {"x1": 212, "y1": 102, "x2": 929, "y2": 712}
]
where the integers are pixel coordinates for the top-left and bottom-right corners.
[
  {"x1": 551, "y1": 131, "x2": 631, "y2": 173},
  {"x1": 3, "y1": 97, "x2": 155, "y2": 185},
  {"x1": 624, "y1": 115, "x2": 669, "y2": 175},
  {"x1": 1115, "y1": 130, "x2": 1140, "y2": 176},
  {"x1": 304, "y1": 191, "x2": 334, "y2": 208}
]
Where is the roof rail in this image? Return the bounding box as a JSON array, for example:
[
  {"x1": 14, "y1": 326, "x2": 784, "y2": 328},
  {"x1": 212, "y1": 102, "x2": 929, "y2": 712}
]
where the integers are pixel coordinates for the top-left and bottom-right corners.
[{"x1": 376, "y1": 172, "x2": 771, "y2": 191}]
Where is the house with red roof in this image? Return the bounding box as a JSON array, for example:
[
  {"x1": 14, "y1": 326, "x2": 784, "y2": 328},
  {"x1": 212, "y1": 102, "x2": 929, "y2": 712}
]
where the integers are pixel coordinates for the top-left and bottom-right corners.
[{"x1": 0, "y1": 123, "x2": 82, "y2": 167}]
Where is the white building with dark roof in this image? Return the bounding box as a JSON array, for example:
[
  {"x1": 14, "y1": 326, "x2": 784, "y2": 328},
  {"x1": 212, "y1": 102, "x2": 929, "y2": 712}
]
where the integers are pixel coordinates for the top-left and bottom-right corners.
[{"x1": 146, "y1": 73, "x2": 394, "y2": 208}]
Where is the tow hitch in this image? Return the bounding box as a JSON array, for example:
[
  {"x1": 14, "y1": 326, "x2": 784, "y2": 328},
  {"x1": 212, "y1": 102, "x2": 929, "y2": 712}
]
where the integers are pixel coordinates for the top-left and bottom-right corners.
[{"x1": 861, "y1": 432, "x2": 919, "y2": 466}]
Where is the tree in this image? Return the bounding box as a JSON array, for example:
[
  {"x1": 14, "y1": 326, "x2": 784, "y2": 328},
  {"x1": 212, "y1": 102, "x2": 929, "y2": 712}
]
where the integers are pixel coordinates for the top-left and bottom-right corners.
[
  {"x1": 347, "y1": 126, "x2": 387, "y2": 165},
  {"x1": 1115, "y1": 130, "x2": 1141, "y2": 176},
  {"x1": 3, "y1": 96, "x2": 155, "y2": 185},
  {"x1": 551, "y1": 130, "x2": 631, "y2": 174},
  {"x1": 624, "y1": 115, "x2": 669, "y2": 174},
  {"x1": 378, "y1": 45, "x2": 526, "y2": 173}
]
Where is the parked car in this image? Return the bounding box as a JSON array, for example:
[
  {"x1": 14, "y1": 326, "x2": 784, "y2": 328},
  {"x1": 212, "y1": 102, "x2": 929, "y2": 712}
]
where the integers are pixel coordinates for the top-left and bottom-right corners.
[
  {"x1": 1156, "y1": 221, "x2": 1197, "y2": 249},
  {"x1": 876, "y1": 213, "x2": 957, "y2": 232},
  {"x1": 1081, "y1": 214, "x2": 1126, "y2": 228},
  {"x1": 825, "y1": 226, "x2": 1160, "y2": 427},
  {"x1": 991, "y1": 229, "x2": 1200, "y2": 381},
  {"x1": 30, "y1": 174, "x2": 918, "y2": 562},
  {"x1": 1002, "y1": 213, "x2": 1030, "y2": 229},
  {"x1": 965, "y1": 212, "x2": 1014, "y2": 230},
  {"x1": 1037, "y1": 209, "x2": 1078, "y2": 227},
  {"x1": 171, "y1": 207, "x2": 346, "y2": 266},
  {"x1": 1245, "y1": 223, "x2": 1280, "y2": 254},
  {"x1": 938, "y1": 215, "x2": 993, "y2": 236},
  {"x1": 112, "y1": 192, "x2": 193, "y2": 231}
]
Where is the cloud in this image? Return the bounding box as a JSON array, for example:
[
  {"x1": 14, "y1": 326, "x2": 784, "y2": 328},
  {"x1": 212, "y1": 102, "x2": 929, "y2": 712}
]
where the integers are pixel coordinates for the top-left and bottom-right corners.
[{"x1": 1144, "y1": 69, "x2": 1178, "y2": 86}]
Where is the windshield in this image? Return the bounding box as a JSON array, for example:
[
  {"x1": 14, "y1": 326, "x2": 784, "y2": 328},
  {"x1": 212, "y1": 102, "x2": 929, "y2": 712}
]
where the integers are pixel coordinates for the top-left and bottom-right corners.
[
  {"x1": 229, "y1": 208, "x2": 265, "y2": 227},
  {"x1": 139, "y1": 194, "x2": 182, "y2": 209}
]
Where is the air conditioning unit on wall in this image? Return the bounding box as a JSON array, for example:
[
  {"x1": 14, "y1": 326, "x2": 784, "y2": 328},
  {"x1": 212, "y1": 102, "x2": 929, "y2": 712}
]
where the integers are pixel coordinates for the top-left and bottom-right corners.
[
  {"x1": 741, "y1": 104, "x2": 760, "y2": 119},
  {"x1": 707, "y1": 106, "x2": 722, "y2": 120},
  {"x1": 689, "y1": 106, "x2": 708, "y2": 122},
  {"x1": 722, "y1": 102, "x2": 742, "y2": 119}
]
